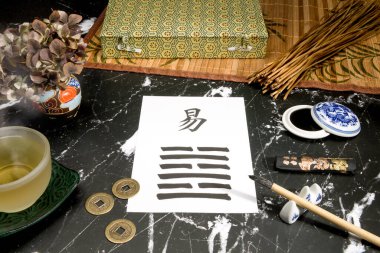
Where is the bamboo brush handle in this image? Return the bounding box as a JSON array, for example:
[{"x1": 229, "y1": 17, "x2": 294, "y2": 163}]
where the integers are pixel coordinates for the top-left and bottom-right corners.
[{"x1": 271, "y1": 183, "x2": 380, "y2": 248}]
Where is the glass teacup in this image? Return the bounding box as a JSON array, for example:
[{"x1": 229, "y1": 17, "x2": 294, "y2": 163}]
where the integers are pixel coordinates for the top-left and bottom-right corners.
[{"x1": 0, "y1": 126, "x2": 52, "y2": 213}]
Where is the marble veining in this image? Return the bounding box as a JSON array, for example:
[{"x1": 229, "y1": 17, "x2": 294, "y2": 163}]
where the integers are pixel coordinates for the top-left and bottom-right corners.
[
  {"x1": 1, "y1": 2, "x2": 380, "y2": 251},
  {"x1": 120, "y1": 131, "x2": 138, "y2": 158},
  {"x1": 343, "y1": 193, "x2": 376, "y2": 253}
]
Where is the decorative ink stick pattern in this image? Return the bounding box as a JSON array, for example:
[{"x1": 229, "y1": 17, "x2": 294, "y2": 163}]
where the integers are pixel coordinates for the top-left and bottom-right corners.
[{"x1": 157, "y1": 146, "x2": 232, "y2": 201}]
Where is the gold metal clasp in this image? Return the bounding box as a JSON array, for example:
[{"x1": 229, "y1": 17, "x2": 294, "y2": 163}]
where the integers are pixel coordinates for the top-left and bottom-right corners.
[{"x1": 117, "y1": 36, "x2": 142, "y2": 53}]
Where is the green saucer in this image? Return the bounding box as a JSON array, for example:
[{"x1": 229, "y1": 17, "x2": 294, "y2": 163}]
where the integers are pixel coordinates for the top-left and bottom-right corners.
[{"x1": 0, "y1": 160, "x2": 80, "y2": 237}]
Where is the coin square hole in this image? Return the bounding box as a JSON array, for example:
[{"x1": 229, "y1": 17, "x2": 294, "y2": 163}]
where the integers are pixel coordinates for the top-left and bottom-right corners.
[
  {"x1": 121, "y1": 184, "x2": 131, "y2": 192},
  {"x1": 95, "y1": 199, "x2": 105, "y2": 208},
  {"x1": 115, "y1": 226, "x2": 126, "y2": 235}
]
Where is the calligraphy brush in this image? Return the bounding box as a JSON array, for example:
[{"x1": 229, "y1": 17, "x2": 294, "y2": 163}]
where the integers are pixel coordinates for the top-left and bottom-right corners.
[{"x1": 249, "y1": 175, "x2": 380, "y2": 248}]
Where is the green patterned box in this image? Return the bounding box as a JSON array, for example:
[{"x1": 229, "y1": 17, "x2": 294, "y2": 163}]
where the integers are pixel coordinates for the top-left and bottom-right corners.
[{"x1": 101, "y1": 0, "x2": 268, "y2": 59}]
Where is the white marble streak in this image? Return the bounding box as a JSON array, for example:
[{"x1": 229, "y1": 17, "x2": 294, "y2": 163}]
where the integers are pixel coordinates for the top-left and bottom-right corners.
[
  {"x1": 178, "y1": 83, "x2": 190, "y2": 96},
  {"x1": 207, "y1": 216, "x2": 232, "y2": 253},
  {"x1": 120, "y1": 131, "x2": 138, "y2": 157},
  {"x1": 101, "y1": 73, "x2": 129, "y2": 82},
  {"x1": 204, "y1": 86, "x2": 232, "y2": 97},
  {"x1": 339, "y1": 197, "x2": 346, "y2": 219},
  {"x1": 228, "y1": 215, "x2": 285, "y2": 252},
  {"x1": 142, "y1": 76, "x2": 152, "y2": 87},
  {"x1": 58, "y1": 217, "x2": 99, "y2": 253},
  {"x1": 147, "y1": 213, "x2": 154, "y2": 253},
  {"x1": 286, "y1": 222, "x2": 305, "y2": 253},
  {"x1": 0, "y1": 99, "x2": 20, "y2": 110},
  {"x1": 47, "y1": 206, "x2": 73, "y2": 252},
  {"x1": 134, "y1": 213, "x2": 172, "y2": 237},
  {"x1": 56, "y1": 107, "x2": 126, "y2": 160},
  {"x1": 188, "y1": 233, "x2": 193, "y2": 253},
  {"x1": 245, "y1": 92, "x2": 259, "y2": 108},
  {"x1": 108, "y1": 213, "x2": 171, "y2": 253},
  {"x1": 226, "y1": 231, "x2": 243, "y2": 253},
  {"x1": 173, "y1": 213, "x2": 207, "y2": 230},
  {"x1": 225, "y1": 214, "x2": 249, "y2": 253},
  {"x1": 162, "y1": 219, "x2": 178, "y2": 253},
  {"x1": 253, "y1": 132, "x2": 277, "y2": 179},
  {"x1": 343, "y1": 193, "x2": 376, "y2": 253},
  {"x1": 337, "y1": 141, "x2": 350, "y2": 158},
  {"x1": 252, "y1": 102, "x2": 283, "y2": 178},
  {"x1": 81, "y1": 150, "x2": 116, "y2": 181}
]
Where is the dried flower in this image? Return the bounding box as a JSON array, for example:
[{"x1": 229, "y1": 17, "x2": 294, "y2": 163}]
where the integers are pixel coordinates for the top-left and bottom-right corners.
[
  {"x1": 22, "y1": 10, "x2": 86, "y2": 89},
  {"x1": 0, "y1": 10, "x2": 86, "y2": 102}
]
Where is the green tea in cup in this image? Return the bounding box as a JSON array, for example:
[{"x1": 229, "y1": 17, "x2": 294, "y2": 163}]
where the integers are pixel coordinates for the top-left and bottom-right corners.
[{"x1": 0, "y1": 126, "x2": 52, "y2": 213}]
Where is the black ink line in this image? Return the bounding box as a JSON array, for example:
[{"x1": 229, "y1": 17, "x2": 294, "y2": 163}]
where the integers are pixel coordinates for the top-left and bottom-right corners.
[
  {"x1": 160, "y1": 154, "x2": 229, "y2": 161},
  {"x1": 157, "y1": 193, "x2": 231, "y2": 200},
  {"x1": 161, "y1": 147, "x2": 193, "y2": 151},
  {"x1": 197, "y1": 147, "x2": 230, "y2": 152},
  {"x1": 198, "y1": 163, "x2": 230, "y2": 170},
  {"x1": 158, "y1": 173, "x2": 231, "y2": 180},
  {"x1": 198, "y1": 183, "x2": 231, "y2": 189},
  {"x1": 160, "y1": 164, "x2": 192, "y2": 169},
  {"x1": 158, "y1": 183, "x2": 193, "y2": 189}
]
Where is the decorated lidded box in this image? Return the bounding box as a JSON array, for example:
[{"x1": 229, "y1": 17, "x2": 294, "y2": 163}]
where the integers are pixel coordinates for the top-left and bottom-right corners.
[{"x1": 100, "y1": 0, "x2": 268, "y2": 59}]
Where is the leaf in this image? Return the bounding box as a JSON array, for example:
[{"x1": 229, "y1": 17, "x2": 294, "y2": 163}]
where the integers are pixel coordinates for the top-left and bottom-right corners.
[
  {"x1": 30, "y1": 74, "x2": 47, "y2": 84},
  {"x1": 70, "y1": 33, "x2": 81, "y2": 41},
  {"x1": 31, "y1": 52, "x2": 40, "y2": 67},
  {"x1": 25, "y1": 53, "x2": 33, "y2": 68},
  {"x1": 67, "y1": 39, "x2": 79, "y2": 50},
  {"x1": 0, "y1": 65, "x2": 4, "y2": 80},
  {"x1": 49, "y1": 38, "x2": 66, "y2": 57},
  {"x1": 68, "y1": 14, "x2": 82, "y2": 26},
  {"x1": 309, "y1": 43, "x2": 380, "y2": 83},
  {"x1": 69, "y1": 25, "x2": 81, "y2": 36},
  {"x1": 3, "y1": 29, "x2": 15, "y2": 42},
  {"x1": 6, "y1": 89, "x2": 16, "y2": 101},
  {"x1": 263, "y1": 15, "x2": 286, "y2": 42},
  {"x1": 28, "y1": 31, "x2": 42, "y2": 43},
  {"x1": 57, "y1": 10, "x2": 68, "y2": 23},
  {"x1": 35, "y1": 61, "x2": 43, "y2": 69},
  {"x1": 0, "y1": 34, "x2": 6, "y2": 47},
  {"x1": 39, "y1": 48, "x2": 51, "y2": 61},
  {"x1": 32, "y1": 19, "x2": 47, "y2": 35},
  {"x1": 59, "y1": 24, "x2": 70, "y2": 39},
  {"x1": 63, "y1": 62, "x2": 83, "y2": 77},
  {"x1": 49, "y1": 10, "x2": 61, "y2": 23}
]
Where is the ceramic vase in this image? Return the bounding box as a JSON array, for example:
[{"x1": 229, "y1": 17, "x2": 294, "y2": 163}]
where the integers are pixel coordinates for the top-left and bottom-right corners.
[{"x1": 36, "y1": 75, "x2": 81, "y2": 118}]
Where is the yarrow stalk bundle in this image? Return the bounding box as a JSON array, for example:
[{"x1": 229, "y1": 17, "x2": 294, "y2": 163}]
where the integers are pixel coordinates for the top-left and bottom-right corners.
[{"x1": 248, "y1": 0, "x2": 380, "y2": 99}]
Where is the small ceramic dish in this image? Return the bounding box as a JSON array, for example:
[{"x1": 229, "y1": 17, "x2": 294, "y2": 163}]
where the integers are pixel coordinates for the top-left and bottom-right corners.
[
  {"x1": 282, "y1": 103, "x2": 361, "y2": 139},
  {"x1": 0, "y1": 160, "x2": 80, "y2": 237},
  {"x1": 282, "y1": 105, "x2": 330, "y2": 139}
]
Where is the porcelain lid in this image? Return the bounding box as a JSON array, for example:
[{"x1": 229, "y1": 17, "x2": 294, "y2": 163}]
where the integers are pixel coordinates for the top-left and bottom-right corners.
[{"x1": 311, "y1": 102, "x2": 361, "y2": 137}]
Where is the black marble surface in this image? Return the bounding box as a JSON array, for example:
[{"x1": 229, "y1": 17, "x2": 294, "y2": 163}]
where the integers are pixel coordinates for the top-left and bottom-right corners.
[{"x1": 1, "y1": 1, "x2": 380, "y2": 252}]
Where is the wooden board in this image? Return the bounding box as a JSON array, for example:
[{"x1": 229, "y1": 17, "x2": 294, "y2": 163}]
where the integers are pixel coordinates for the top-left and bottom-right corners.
[{"x1": 84, "y1": 0, "x2": 380, "y2": 94}]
